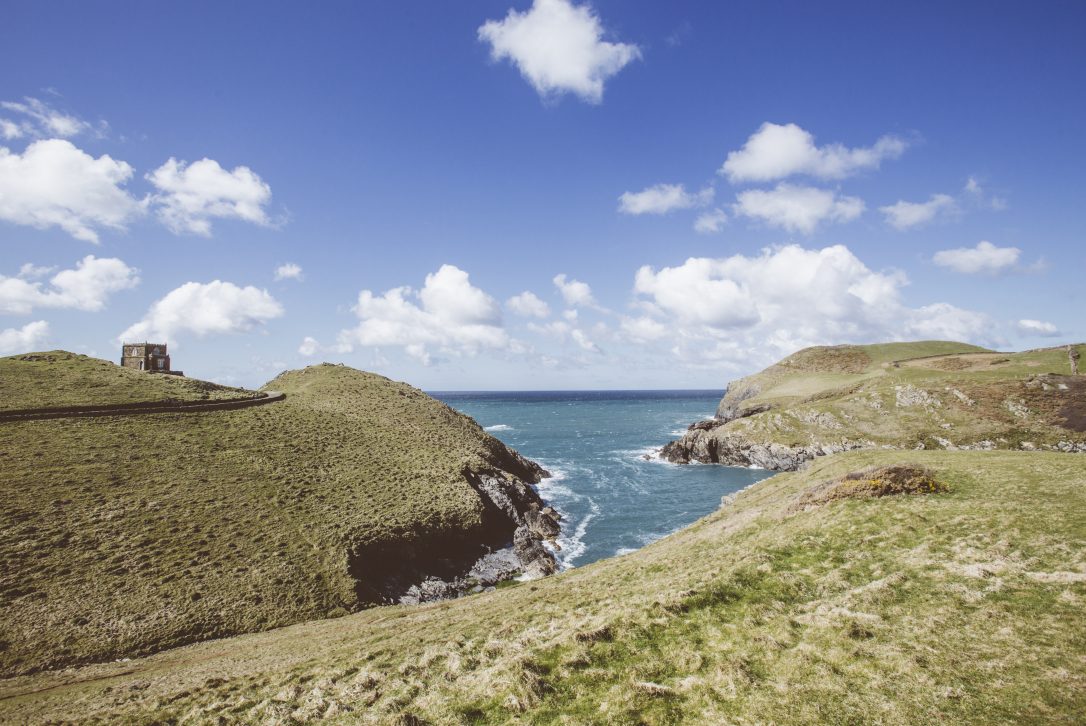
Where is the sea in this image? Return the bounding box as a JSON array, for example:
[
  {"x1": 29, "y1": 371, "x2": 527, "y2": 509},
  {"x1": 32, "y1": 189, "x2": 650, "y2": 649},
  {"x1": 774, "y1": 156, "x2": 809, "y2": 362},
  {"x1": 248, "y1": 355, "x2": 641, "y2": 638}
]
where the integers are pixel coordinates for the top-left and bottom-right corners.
[{"x1": 431, "y1": 390, "x2": 774, "y2": 569}]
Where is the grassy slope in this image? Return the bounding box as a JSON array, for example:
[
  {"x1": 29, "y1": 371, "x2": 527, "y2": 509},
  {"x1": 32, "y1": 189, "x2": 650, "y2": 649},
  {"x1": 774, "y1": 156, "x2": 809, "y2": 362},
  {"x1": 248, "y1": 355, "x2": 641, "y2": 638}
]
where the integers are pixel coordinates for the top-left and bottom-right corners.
[
  {"x1": 1, "y1": 450, "x2": 1082, "y2": 724},
  {"x1": 0, "y1": 357, "x2": 539, "y2": 677},
  {"x1": 0, "y1": 351, "x2": 257, "y2": 411},
  {"x1": 708, "y1": 342, "x2": 1085, "y2": 452}
]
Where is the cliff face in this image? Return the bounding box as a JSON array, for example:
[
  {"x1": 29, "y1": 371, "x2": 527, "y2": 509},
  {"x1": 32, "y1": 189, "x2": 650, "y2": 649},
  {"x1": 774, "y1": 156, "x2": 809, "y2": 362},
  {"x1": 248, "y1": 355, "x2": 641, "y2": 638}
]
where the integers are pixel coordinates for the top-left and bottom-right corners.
[
  {"x1": 0, "y1": 358, "x2": 559, "y2": 676},
  {"x1": 663, "y1": 343, "x2": 1086, "y2": 471}
]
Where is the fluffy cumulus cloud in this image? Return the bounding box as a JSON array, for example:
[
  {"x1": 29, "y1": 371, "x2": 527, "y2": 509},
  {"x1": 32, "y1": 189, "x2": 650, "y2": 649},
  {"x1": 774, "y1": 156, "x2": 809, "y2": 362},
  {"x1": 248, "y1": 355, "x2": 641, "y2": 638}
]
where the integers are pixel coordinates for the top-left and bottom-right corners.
[
  {"x1": 630, "y1": 244, "x2": 993, "y2": 364},
  {"x1": 336, "y1": 265, "x2": 511, "y2": 364},
  {"x1": 274, "y1": 263, "x2": 303, "y2": 281},
  {"x1": 0, "y1": 320, "x2": 49, "y2": 355},
  {"x1": 120, "y1": 281, "x2": 284, "y2": 343},
  {"x1": 733, "y1": 183, "x2": 864, "y2": 234},
  {"x1": 0, "y1": 97, "x2": 93, "y2": 140},
  {"x1": 721, "y1": 122, "x2": 906, "y2": 183},
  {"x1": 478, "y1": 0, "x2": 640, "y2": 103},
  {"x1": 880, "y1": 193, "x2": 957, "y2": 230},
  {"x1": 618, "y1": 184, "x2": 711, "y2": 215},
  {"x1": 298, "y1": 336, "x2": 320, "y2": 356},
  {"x1": 0, "y1": 255, "x2": 139, "y2": 314},
  {"x1": 0, "y1": 139, "x2": 144, "y2": 242},
  {"x1": 1017, "y1": 319, "x2": 1060, "y2": 337},
  {"x1": 933, "y1": 241, "x2": 1020, "y2": 274},
  {"x1": 147, "y1": 157, "x2": 272, "y2": 236},
  {"x1": 507, "y1": 290, "x2": 550, "y2": 318},
  {"x1": 553, "y1": 273, "x2": 596, "y2": 307}
]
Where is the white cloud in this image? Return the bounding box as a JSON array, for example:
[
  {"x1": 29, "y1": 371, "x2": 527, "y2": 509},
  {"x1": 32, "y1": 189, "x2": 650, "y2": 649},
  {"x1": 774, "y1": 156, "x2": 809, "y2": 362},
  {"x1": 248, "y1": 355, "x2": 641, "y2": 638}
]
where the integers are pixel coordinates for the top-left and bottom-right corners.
[
  {"x1": 933, "y1": 241, "x2": 1020, "y2": 274},
  {"x1": 618, "y1": 184, "x2": 711, "y2": 215},
  {"x1": 630, "y1": 245, "x2": 994, "y2": 364},
  {"x1": 17, "y1": 263, "x2": 55, "y2": 279},
  {"x1": 274, "y1": 263, "x2": 303, "y2": 281},
  {"x1": 0, "y1": 255, "x2": 139, "y2": 314},
  {"x1": 298, "y1": 336, "x2": 320, "y2": 356},
  {"x1": 147, "y1": 157, "x2": 272, "y2": 236},
  {"x1": 880, "y1": 193, "x2": 957, "y2": 230},
  {"x1": 0, "y1": 139, "x2": 143, "y2": 242},
  {"x1": 620, "y1": 315, "x2": 668, "y2": 342},
  {"x1": 733, "y1": 183, "x2": 864, "y2": 234},
  {"x1": 1017, "y1": 319, "x2": 1060, "y2": 337},
  {"x1": 963, "y1": 176, "x2": 1008, "y2": 211},
  {"x1": 1, "y1": 119, "x2": 23, "y2": 140},
  {"x1": 720, "y1": 122, "x2": 906, "y2": 183},
  {"x1": 694, "y1": 208, "x2": 728, "y2": 234},
  {"x1": 571, "y1": 328, "x2": 600, "y2": 353},
  {"x1": 478, "y1": 0, "x2": 641, "y2": 104},
  {"x1": 120, "y1": 281, "x2": 284, "y2": 343},
  {"x1": 0, "y1": 97, "x2": 92, "y2": 139},
  {"x1": 527, "y1": 317, "x2": 602, "y2": 354},
  {"x1": 336, "y1": 265, "x2": 511, "y2": 364},
  {"x1": 0, "y1": 321, "x2": 50, "y2": 355},
  {"x1": 507, "y1": 290, "x2": 551, "y2": 318},
  {"x1": 553, "y1": 273, "x2": 596, "y2": 307}
]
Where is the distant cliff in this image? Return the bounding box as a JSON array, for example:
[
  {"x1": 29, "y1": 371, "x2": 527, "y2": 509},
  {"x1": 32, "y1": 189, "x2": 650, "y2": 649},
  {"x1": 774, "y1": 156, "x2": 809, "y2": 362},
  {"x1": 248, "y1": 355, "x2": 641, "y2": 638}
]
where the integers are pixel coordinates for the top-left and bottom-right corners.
[{"x1": 662, "y1": 342, "x2": 1086, "y2": 470}]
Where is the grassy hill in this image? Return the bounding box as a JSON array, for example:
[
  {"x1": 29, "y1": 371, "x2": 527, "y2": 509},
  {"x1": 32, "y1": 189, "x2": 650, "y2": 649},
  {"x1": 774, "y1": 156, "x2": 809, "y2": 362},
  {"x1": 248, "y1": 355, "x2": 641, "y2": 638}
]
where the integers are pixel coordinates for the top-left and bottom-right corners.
[
  {"x1": 0, "y1": 350, "x2": 258, "y2": 411},
  {"x1": 0, "y1": 449, "x2": 1082, "y2": 724},
  {"x1": 664, "y1": 341, "x2": 1086, "y2": 468},
  {"x1": 0, "y1": 354, "x2": 550, "y2": 677}
]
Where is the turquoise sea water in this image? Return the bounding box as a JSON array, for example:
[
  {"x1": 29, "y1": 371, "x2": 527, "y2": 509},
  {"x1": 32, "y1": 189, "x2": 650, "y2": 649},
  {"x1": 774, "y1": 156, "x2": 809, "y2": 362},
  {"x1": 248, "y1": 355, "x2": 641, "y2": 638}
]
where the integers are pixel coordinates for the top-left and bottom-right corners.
[{"x1": 432, "y1": 391, "x2": 774, "y2": 569}]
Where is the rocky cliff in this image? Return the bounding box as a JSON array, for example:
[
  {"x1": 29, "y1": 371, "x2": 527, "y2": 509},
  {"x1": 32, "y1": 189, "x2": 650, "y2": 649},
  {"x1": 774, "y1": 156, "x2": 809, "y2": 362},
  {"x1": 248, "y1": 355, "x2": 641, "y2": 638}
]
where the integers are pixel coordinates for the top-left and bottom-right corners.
[{"x1": 662, "y1": 342, "x2": 1086, "y2": 471}]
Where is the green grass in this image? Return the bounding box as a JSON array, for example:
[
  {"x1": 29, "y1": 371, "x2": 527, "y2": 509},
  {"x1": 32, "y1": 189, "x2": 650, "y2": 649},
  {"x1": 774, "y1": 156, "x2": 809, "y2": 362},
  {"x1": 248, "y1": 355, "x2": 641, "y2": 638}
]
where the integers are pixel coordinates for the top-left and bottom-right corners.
[
  {"x1": 705, "y1": 342, "x2": 1085, "y2": 454},
  {"x1": 0, "y1": 356, "x2": 540, "y2": 677},
  {"x1": 0, "y1": 350, "x2": 257, "y2": 411},
  {"x1": 1, "y1": 450, "x2": 1082, "y2": 724}
]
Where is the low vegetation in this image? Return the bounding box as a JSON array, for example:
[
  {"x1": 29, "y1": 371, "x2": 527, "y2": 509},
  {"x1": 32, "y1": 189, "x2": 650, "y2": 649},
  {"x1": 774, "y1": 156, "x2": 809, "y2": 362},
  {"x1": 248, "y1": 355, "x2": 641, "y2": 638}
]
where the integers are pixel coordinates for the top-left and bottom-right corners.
[
  {"x1": 1, "y1": 450, "x2": 1082, "y2": 723},
  {"x1": 0, "y1": 351, "x2": 258, "y2": 411},
  {"x1": 0, "y1": 355, "x2": 542, "y2": 677}
]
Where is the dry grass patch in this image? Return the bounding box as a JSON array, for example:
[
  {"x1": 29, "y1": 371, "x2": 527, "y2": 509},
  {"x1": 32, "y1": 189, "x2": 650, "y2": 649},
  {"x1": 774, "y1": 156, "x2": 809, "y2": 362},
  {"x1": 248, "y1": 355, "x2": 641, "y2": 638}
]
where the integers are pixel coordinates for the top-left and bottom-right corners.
[{"x1": 792, "y1": 464, "x2": 949, "y2": 512}]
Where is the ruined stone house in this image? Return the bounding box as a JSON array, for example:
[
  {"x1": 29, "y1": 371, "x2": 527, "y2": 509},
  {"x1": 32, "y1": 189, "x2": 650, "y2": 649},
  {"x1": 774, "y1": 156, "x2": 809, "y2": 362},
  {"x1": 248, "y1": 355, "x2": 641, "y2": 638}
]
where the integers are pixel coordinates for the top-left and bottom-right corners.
[{"x1": 120, "y1": 342, "x2": 183, "y2": 376}]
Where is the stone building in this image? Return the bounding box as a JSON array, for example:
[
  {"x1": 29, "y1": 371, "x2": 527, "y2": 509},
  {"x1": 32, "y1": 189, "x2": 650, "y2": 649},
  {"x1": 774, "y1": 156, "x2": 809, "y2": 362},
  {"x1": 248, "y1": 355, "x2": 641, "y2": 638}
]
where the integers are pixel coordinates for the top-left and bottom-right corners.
[{"x1": 120, "y1": 342, "x2": 182, "y2": 375}]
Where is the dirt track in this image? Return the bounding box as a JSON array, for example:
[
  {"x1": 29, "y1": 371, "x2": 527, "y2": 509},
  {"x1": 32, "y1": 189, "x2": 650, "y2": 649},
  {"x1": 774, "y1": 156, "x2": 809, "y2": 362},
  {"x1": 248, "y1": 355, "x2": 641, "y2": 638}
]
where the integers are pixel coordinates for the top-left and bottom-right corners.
[{"x1": 0, "y1": 391, "x2": 285, "y2": 422}]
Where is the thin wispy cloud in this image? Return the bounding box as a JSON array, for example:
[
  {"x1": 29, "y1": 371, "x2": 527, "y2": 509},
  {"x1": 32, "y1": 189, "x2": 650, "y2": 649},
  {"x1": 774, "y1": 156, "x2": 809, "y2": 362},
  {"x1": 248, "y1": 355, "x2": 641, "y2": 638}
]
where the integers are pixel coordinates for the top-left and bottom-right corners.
[{"x1": 618, "y1": 183, "x2": 712, "y2": 215}]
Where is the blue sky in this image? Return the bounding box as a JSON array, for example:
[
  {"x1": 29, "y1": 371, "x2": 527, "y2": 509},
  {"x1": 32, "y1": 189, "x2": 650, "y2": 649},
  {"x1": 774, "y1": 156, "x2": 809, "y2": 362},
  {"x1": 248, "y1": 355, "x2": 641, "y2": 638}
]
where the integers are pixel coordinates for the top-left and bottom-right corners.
[{"x1": 1, "y1": 0, "x2": 1083, "y2": 389}]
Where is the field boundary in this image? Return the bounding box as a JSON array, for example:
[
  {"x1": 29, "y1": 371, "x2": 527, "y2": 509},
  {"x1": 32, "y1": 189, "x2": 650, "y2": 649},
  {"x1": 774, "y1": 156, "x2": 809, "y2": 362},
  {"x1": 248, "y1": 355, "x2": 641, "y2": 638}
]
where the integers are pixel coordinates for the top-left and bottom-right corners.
[{"x1": 0, "y1": 391, "x2": 285, "y2": 422}]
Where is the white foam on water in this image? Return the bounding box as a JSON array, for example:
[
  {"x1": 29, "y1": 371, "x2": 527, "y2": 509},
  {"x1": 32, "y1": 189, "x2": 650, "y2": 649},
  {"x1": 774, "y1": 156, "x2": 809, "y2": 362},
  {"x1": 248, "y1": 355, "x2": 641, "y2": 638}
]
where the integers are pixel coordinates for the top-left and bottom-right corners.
[
  {"x1": 484, "y1": 424, "x2": 513, "y2": 432},
  {"x1": 556, "y1": 498, "x2": 600, "y2": 569},
  {"x1": 614, "y1": 546, "x2": 637, "y2": 557}
]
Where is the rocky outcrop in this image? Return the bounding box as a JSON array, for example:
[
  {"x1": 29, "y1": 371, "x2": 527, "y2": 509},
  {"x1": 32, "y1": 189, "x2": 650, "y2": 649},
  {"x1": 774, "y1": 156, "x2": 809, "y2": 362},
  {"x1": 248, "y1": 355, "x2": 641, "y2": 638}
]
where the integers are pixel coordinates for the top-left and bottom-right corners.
[
  {"x1": 662, "y1": 431, "x2": 874, "y2": 471},
  {"x1": 715, "y1": 381, "x2": 762, "y2": 422},
  {"x1": 384, "y1": 464, "x2": 560, "y2": 607}
]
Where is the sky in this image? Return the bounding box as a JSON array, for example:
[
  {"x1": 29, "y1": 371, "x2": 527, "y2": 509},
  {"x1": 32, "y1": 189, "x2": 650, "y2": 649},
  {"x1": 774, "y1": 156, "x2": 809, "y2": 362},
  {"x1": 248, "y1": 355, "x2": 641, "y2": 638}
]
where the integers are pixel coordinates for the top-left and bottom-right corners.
[{"x1": 1, "y1": 0, "x2": 1083, "y2": 390}]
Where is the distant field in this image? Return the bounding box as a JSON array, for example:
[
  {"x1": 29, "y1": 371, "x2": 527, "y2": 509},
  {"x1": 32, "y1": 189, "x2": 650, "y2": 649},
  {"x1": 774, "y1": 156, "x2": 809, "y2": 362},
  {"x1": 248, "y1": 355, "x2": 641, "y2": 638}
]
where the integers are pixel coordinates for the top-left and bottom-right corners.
[
  {"x1": 2, "y1": 449, "x2": 1082, "y2": 724},
  {"x1": 0, "y1": 356, "x2": 541, "y2": 677}
]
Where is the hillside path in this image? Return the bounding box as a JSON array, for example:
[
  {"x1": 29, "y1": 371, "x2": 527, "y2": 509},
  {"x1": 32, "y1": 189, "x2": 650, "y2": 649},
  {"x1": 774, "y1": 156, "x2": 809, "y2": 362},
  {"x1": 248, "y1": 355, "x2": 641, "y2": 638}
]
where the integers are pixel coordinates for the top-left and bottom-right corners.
[{"x1": 0, "y1": 391, "x2": 285, "y2": 423}]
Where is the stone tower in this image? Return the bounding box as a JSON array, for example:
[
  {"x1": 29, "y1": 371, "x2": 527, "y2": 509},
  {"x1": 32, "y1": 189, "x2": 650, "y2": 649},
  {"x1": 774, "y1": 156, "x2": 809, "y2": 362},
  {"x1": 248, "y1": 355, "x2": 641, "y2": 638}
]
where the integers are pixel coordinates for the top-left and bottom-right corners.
[{"x1": 120, "y1": 342, "x2": 177, "y2": 374}]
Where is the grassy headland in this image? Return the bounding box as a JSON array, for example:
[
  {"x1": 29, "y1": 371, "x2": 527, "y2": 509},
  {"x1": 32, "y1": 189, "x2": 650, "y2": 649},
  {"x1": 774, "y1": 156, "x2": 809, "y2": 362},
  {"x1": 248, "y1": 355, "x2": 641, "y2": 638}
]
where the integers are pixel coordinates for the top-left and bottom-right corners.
[
  {"x1": 664, "y1": 341, "x2": 1086, "y2": 467},
  {"x1": 0, "y1": 354, "x2": 547, "y2": 677}
]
